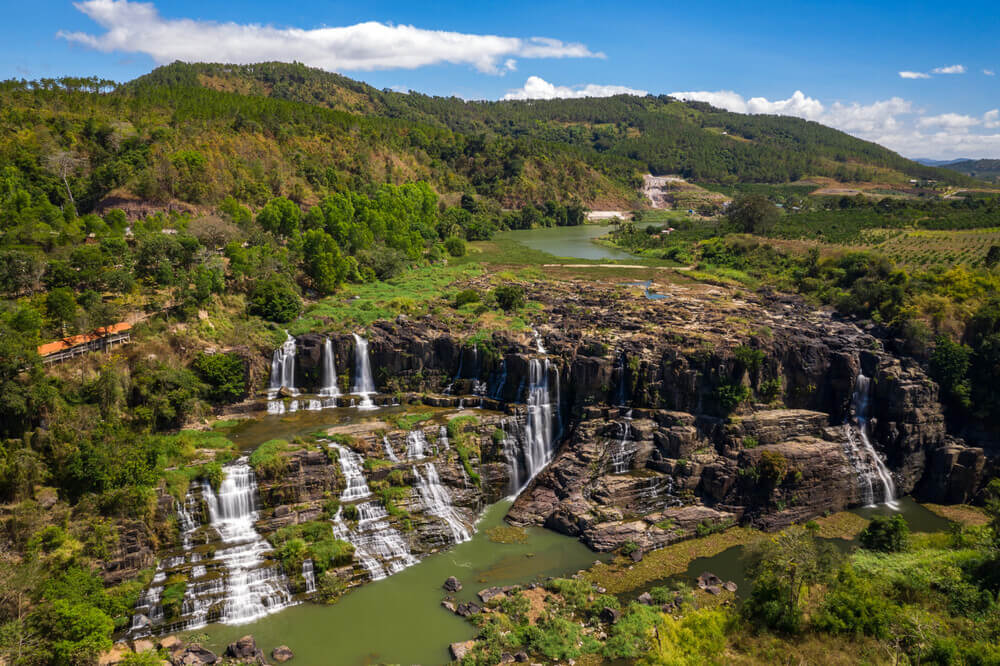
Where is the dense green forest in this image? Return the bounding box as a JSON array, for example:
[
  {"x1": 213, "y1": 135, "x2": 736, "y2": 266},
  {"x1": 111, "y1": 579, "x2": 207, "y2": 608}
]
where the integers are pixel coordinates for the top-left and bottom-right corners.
[
  {"x1": 939, "y1": 159, "x2": 1000, "y2": 183},
  {"x1": 129, "y1": 62, "x2": 973, "y2": 185}
]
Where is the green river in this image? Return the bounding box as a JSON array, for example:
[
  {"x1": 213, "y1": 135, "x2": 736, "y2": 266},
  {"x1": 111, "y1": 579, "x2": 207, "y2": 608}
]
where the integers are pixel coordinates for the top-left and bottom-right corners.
[{"x1": 199, "y1": 499, "x2": 600, "y2": 664}]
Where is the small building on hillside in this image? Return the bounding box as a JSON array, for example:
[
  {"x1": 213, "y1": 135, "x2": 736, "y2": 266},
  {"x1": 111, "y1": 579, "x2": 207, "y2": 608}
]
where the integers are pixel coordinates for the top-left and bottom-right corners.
[{"x1": 38, "y1": 322, "x2": 132, "y2": 364}]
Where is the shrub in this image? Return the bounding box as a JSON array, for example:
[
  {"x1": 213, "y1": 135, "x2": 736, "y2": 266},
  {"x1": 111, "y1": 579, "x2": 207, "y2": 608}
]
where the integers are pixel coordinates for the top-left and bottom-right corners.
[
  {"x1": 715, "y1": 383, "x2": 751, "y2": 412},
  {"x1": 444, "y1": 236, "x2": 466, "y2": 257},
  {"x1": 192, "y1": 352, "x2": 246, "y2": 403},
  {"x1": 453, "y1": 289, "x2": 481, "y2": 308},
  {"x1": 248, "y1": 439, "x2": 288, "y2": 477},
  {"x1": 341, "y1": 503, "x2": 359, "y2": 521},
  {"x1": 493, "y1": 284, "x2": 525, "y2": 311},
  {"x1": 814, "y1": 567, "x2": 891, "y2": 639},
  {"x1": 860, "y1": 515, "x2": 910, "y2": 553},
  {"x1": 248, "y1": 276, "x2": 301, "y2": 323},
  {"x1": 757, "y1": 450, "x2": 788, "y2": 488}
]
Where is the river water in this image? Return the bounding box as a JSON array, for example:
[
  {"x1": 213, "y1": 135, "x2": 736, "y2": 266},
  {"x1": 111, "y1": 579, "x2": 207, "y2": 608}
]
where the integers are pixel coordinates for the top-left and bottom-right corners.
[
  {"x1": 496, "y1": 222, "x2": 651, "y2": 261},
  {"x1": 198, "y1": 500, "x2": 601, "y2": 664}
]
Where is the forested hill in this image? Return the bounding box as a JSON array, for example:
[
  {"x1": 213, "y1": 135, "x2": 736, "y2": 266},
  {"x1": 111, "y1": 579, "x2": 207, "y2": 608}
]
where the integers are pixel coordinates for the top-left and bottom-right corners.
[
  {"x1": 132, "y1": 61, "x2": 971, "y2": 185},
  {"x1": 937, "y1": 159, "x2": 1000, "y2": 183}
]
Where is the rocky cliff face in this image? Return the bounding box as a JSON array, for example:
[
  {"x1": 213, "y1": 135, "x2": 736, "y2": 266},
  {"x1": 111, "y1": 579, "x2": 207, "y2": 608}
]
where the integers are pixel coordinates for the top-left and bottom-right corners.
[{"x1": 266, "y1": 279, "x2": 988, "y2": 551}]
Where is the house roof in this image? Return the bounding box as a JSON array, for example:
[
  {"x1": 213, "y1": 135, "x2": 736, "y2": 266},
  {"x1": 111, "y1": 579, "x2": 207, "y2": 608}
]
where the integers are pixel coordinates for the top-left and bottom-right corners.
[{"x1": 37, "y1": 322, "x2": 132, "y2": 357}]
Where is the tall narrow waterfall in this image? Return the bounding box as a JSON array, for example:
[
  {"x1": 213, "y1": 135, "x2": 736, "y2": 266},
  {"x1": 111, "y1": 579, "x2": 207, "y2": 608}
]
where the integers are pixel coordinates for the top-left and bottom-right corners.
[
  {"x1": 499, "y1": 418, "x2": 526, "y2": 495},
  {"x1": 318, "y1": 338, "x2": 340, "y2": 397},
  {"x1": 413, "y1": 463, "x2": 471, "y2": 544},
  {"x1": 521, "y1": 358, "x2": 557, "y2": 485},
  {"x1": 201, "y1": 461, "x2": 294, "y2": 624},
  {"x1": 302, "y1": 559, "x2": 316, "y2": 593},
  {"x1": 268, "y1": 332, "x2": 298, "y2": 397},
  {"x1": 332, "y1": 444, "x2": 372, "y2": 501},
  {"x1": 437, "y1": 426, "x2": 450, "y2": 451},
  {"x1": 844, "y1": 374, "x2": 899, "y2": 508},
  {"x1": 351, "y1": 334, "x2": 377, "y2": 410}
]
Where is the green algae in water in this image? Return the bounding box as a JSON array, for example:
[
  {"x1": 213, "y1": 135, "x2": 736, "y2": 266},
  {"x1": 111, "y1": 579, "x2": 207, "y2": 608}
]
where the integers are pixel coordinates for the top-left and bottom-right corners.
[{"x1": 198, "y1": 501, "x2": 605, "y2": 665}]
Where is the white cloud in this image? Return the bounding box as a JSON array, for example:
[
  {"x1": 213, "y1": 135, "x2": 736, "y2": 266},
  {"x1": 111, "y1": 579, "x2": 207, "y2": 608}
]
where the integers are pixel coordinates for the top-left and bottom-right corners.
[
  {"x1": 667, "y1": 88, "x2": 1000, "y2": 159},
  {"x1": 59, "y1": 0, "x2": 602, "y2": 73},
  {"x1": 669, "y1": 90, "x2": 907, "y2": 132},
  {"x1": 932, "y1": 64, "x2": 966, "y2": 74},
  {"x1": 503, "y1": 75, "x2": 647, "y2": 100},
  {"x1": 985, "y1": 69, "x2": 996, "y2": 76},
  {"x1": 899, "y1": 71, "x2": 931, "y2": 79},
  {"x1": 917, "y1": 113, "x2": 980, "y2": 129},
  {"x1": 669, "y1": 90, "x2": 749, "y2": 112}
]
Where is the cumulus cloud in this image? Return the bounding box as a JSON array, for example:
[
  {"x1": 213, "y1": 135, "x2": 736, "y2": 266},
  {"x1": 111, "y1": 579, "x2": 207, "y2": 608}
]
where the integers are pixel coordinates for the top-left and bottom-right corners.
[
  {"x1": 58, "y1": 0, "x2": 602, "y2": 73},
  {"x1": 503, "y1": 75, "x2": 647, "y2": 100},
  {"x1": 931, "y1": 64, "x2": 966, "y2": 74},
  {"x1": 669, "y1": 90, "x2": 907, "y2": 132},
  {"x1": 917, "y1": 113, "x2": 980, "y2": 129},
  {"x1": 985, "y1": 69, "x2": 996, "y2": 76},
  {"x1": 899, "y1": 71, "x2": 931, "y2": 79},
  {"x1": 668, "y1": 88, "x2": 1000, "y2": 159}
]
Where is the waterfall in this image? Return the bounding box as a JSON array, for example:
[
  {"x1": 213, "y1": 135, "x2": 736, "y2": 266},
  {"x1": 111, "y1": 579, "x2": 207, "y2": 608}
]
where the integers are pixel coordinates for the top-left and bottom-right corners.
[
  {"x1": 318, "y1": 339, "x2": 340, "y2": 397},
  {"x1": 437, "y1": 426, "x2": 450, "y2": 451},
  {"x1": 521, "y1": 359, "x2": 556, "y2": 485},
  {"x1": 331, "y1": 444, "x2": 372, "y2": 501},
  {"x1": 609, "y1": 419, "x2": 635, "y2": 474},
  {"x1": 382, "y1": 436, "x2": 400, "y2": 462},
  {"x1": 351, "y1": 334, "x2": 377, "y2": 410},
  {"x1": 302, "y1": 559, "x2": 316, "y2": 594},
  {"x1": 613, "y1": 351, "x2": 628, "y2": 407},
  {"x1": 268, "y1": 332, "x2": 298, "y2": 397},
  {"x1": 331, "y1": 505, "x2": 416, "y2": 582},
  {"x1": 412, "y1": 463, "x2": 471, "y2": 544},
  {"x1": 201, "y1": 461, "x2": 294, "y2": 625},
  {"x1": 492, "y1": 359, "x2": 507, "y2": 400},
  {"x1": 404, "y1": 430, "x2": 429, "y2": 460},
  {"x1": 500, "y1": 418, "x2": 526, "y2": 495},
  {"x1": 844, "y1": 374, "x2": 899, "y2": 509},
  {"x1": 533, "y1": 328, "x2": 546, "y2": 354}
]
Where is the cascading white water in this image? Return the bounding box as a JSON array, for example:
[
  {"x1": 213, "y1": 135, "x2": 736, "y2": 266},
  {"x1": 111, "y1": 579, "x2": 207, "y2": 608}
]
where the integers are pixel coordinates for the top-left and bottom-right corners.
[
  {"x1": 499, "y1": 417, "x2": 525, "y2": 495},
  {"x1": 492, "y1": 359, "x2": 507, "y2": 400},
  {"x1": 521, "y1": 358, "x2": 557, "y2": 486},
  {"x1": 412, "y1": 463, "x2": 471, "y2": 544},
  {"x1": 268, "y1": 332, "x2": 298, "y2": 397},
  {"x1": 404, "y1": 430, "x2": 429, "y2": 460},
  {"x1": 609, "y1": 419, "x2": 635, "y2": 474},
  {"x1": 331, "y1": 505, "x2": 416, "y2": 581},
  {"x1": 437, "y1": 426, "x2": 450, "y2": 451},
  {"x1": 533, "y1": 328, "x2": 546, "y2": 354},
  {"x1": 302, "y1": 559, "x2": 316, "y2": 593},
  {"x1": 382, "y1": 436, "x2": 400, "y2": 462},
  {"x1": 844, "y1": 374, "x2": 899, "y2": 509},
  {"x1": 351, "y1": 334, "x2": 377, "y2": 410},
  {"x1": 200, "y1": 461, "x2": 294, "y2": 625},
  {"x1": 331, "y1": 444, "x2": 372, "y2": 501},
  {"x1": 318, "y1": 339, "x2": 340, "y2": 397}
]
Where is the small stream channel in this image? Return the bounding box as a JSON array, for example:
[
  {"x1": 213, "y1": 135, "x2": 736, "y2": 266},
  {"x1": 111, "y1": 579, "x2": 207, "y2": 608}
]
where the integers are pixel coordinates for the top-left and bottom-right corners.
[{"x1": 622, "y1": 496, "x2": 954, "y2": 602}]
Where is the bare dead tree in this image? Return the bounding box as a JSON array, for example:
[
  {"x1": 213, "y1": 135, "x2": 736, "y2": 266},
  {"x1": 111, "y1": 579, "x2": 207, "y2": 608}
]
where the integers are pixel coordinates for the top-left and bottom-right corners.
[{"x1": 46, "y1": 150, "x2": 82, "y2": 205}]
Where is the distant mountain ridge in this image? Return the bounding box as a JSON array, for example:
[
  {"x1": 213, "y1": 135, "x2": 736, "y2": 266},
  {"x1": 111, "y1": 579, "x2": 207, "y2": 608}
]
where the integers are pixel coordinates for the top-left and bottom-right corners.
[
  {"x1": 931, "y1": 159, "x2": 1000, "y2": 182},
  {"x1": 0, "y1": 61, "x2": 976, "y2": 220},
  {"x1": 130, "y1": 62, "x2": 971, "y2": 187}
]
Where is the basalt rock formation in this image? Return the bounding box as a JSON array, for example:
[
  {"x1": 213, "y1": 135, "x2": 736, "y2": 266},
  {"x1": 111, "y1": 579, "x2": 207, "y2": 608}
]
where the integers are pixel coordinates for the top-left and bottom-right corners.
[{"x1": 264, "y1": 278, "x2": 988, "y2": 551}]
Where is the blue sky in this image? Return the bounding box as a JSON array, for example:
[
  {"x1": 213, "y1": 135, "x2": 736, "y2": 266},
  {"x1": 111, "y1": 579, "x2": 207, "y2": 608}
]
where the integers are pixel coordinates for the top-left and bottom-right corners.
[{"x1": 2, "y1": 0, "x2": 998, "y2": 158}]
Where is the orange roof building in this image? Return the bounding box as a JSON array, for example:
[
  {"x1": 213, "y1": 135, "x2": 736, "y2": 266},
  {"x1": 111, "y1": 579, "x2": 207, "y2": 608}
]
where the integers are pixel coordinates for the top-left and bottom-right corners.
[{"x1": 38, "y1": 322, "x2": 132, "y2": 362}]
